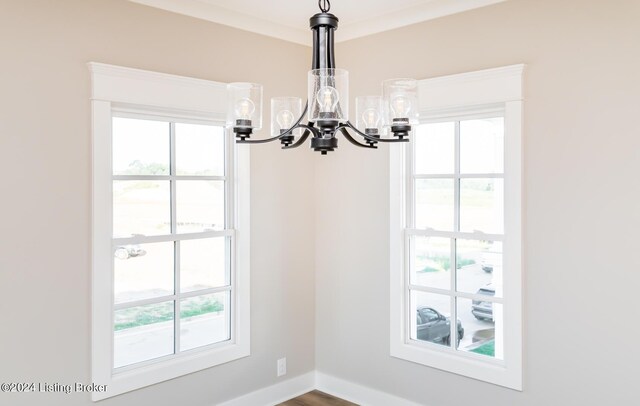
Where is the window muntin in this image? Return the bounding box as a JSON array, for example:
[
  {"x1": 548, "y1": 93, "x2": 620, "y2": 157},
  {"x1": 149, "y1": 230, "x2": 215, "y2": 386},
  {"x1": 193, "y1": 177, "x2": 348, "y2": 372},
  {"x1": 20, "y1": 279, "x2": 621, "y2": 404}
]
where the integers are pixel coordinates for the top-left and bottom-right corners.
[
  {"x1": 407, "y1": 114, "x2": 505, "y2": 362},
  {"x1": 111, "y1": 116, "x2": 232, "y2": 370}
]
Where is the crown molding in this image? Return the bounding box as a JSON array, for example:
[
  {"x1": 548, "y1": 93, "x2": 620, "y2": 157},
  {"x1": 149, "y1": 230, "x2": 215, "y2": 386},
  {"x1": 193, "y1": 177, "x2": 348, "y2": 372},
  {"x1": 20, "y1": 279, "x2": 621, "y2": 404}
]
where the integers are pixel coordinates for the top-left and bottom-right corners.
[
  {"x1": 338, "y1": 0, "x2": 507, "y2": 43},
  {"x1": 130, "y1": 0, "x2": 507, "y2": 47},
  {"x1": 130, "y1": 0, "x2": 310, "y2": 46}
]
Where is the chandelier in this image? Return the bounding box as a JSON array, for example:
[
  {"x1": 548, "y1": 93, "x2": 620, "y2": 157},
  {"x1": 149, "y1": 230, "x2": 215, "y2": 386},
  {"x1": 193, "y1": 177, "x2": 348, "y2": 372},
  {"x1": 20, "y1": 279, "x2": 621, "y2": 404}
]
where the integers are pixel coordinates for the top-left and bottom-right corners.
[{"x1": 226, "y1": 0, "x2": 418, "y2": 154}]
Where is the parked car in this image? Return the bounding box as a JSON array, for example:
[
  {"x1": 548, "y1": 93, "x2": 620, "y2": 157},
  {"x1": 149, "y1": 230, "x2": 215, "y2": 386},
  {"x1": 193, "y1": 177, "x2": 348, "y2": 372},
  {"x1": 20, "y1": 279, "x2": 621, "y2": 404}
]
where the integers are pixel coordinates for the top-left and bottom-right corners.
[
  {"x1": 416, "y1": 306, "x2": 464, "y2": 346},
  {"x1": 471, "y1": 284, "x2": 495, "y2": 320},
  {"x1": 114, "y1": 244, "x2": 146, "y2": 260},
  {"x1": 481, "y1": 257, "x2": 494, "y2": 273}
]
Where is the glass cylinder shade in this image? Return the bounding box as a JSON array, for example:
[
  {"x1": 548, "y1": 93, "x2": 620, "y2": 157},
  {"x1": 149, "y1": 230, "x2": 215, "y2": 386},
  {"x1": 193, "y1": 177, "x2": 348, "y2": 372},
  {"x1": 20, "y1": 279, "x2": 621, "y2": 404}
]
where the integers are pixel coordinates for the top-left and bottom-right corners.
[
  {"x1": 271, "y1": 97, "x2": 302, "y2": 136},
  {"x1": 383, "y1": 78, "x2": 419, "y2": 126},
  {"x1": 227, "y1": 82, "x2": 263, "y2": 130},
  {"x1": 356, "y1": 96, "x2": 384, "y2": 133},
  {"x1": 308, "y1": 68, "x2": 349, "y2": 123}
]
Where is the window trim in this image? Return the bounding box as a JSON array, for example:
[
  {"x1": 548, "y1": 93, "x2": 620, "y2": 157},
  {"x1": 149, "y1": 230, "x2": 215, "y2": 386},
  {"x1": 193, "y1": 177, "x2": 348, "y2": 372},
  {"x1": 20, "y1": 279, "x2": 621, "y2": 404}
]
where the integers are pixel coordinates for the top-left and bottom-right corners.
[
  {"x1": 89, "y1": 63, "x2": 250, "y2": 401},
  {"x1": 389, "y1": 64, "x2": 523, "y2": 390}
]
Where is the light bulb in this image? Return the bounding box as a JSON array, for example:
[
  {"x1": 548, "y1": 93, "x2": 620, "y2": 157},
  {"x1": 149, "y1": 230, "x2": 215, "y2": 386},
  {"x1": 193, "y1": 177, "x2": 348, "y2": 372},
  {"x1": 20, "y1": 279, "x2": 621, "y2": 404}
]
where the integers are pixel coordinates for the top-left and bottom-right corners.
[
  {"x1": 316, "y1": 86, "x2": 340, "y2": 113},
  {"x1": 362, "y1": 108, "x2": 380, "y2": 129},
  {"x1": 390, "y1": 95, "x2": 411, "y2": 119},
  {"x1": 276, "y1": 110, "x2": 295, "y2": 129},
  {"x1": 234, "y1": 98, "x2": 255, "y2": 120}
]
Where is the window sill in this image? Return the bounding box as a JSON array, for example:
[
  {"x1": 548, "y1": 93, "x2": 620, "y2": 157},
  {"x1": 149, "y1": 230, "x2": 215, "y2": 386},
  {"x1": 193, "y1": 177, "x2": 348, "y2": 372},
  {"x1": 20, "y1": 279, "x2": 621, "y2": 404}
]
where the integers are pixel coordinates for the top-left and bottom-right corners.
[
  {"x1": 93, "y1": 341, "x2": 250, "y2": 401},
  {"x1": 390, "y1": 340, "x2": 521, "y2": 390}
]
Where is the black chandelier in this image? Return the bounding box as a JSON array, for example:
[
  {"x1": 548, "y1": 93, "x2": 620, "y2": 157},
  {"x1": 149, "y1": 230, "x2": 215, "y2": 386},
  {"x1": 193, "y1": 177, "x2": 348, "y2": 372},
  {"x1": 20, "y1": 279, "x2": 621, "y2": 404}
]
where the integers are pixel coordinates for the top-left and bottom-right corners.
[{"x1": 226, "y1": 0, "x2": 418, "y2": 154}]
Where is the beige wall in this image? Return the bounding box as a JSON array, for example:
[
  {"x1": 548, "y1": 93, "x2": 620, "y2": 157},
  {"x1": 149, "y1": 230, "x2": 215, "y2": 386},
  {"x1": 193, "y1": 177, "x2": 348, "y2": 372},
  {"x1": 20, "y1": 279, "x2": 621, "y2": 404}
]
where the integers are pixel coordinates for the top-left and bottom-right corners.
[
  {"x1": 316, "y1": 0, "x2": 640, "y2": 404},
  {"x1": 0, "y1": 1, "x2": 315, "y2": 405},
  {"x1": 2, "y1": 0, "x2": 640, "y2": 405}
]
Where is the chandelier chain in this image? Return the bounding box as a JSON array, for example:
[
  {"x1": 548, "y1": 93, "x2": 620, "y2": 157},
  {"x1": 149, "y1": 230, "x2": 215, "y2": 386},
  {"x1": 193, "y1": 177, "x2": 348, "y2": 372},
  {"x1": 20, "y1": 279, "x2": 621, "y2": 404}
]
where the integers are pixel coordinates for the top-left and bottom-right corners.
[{"x1": 318, "y1": 0, "x2": 331, "y2": 13}]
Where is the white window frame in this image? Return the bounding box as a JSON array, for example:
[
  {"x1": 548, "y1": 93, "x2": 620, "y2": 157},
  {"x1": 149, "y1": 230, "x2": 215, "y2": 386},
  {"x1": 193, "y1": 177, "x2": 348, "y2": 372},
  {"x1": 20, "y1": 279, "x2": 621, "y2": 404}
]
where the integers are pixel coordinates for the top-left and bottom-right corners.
[
  {"x1": 89, "y1": 63, "x2": 250, "y2": 401},
  {"x1": 390, "y1": 65, "x2": 524, "y2": 390}
]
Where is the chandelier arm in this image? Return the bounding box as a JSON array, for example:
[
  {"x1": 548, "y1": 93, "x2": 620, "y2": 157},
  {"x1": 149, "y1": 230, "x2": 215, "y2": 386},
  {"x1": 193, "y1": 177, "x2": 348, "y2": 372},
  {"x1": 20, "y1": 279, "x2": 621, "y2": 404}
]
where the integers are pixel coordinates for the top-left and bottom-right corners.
[
  {"x1": 236, "y1": 102, "x2": 310, "y2": 144},
  {"x1": 343, "y1": 121, "x2": 410, "y2": 143},
  {"x1": 282, "y1": 127, "x2": 312, "y2": 149},
  {"x1": 338, "y1": 127, "x2": 377, "y2": 149},
  {"x1": 296, "y1": 123, "x2": 323, "y2": 138},
  {"x1": 236, "y1": 123, "x2": 315, "y2": 144},
  {"x1": 236, "y1": 134, "x2": 288, "y2": 144}
]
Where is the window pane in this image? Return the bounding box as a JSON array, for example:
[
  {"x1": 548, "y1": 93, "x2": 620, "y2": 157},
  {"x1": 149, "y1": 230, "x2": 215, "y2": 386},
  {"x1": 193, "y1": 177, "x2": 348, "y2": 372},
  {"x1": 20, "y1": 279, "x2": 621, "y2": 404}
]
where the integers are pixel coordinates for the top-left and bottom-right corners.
[
  {"x1": 415, "y1": 179, "x2": 454, "y2": 231},
  {"x1": 175, "y1": 123, "x2": 225, "y2": 176},
  {"x1": 113, "y1": 180, "x2": 170, "y2": 238},
  {"x1": 460, "y1": 117, "x2": 504, "y2": 174},
  {"x1": 114, "y1": 242, "x2": 174, "y2": 304},
  {"x1": 114, "y1": 301, "x2": 174, "y2": 368},
  {"x1": 410, "y1": 291, "x2": 452, "y2": 347},
  {"x1": 457, "y1": 297, "x2": 503, "y2": 360},
  {"x1": 176, "y1": 181, "x2": 225, "y2": 233},
  {"x1": 180, "y1": 292, "x2": 230, "y2": 352},
  {"x1": 459, "y1": 178, "x2": 504, "y2": 234},
  {"x1": 410, "y1": 236, "x2": 451, "y2": 290},
  {"x1": 455, "y1": 239, "x2": 502, "y2": 298},
  {"x1": 414, "y1": 122, "x2": 455, "y2": 174},
  {"x1": 112, "y1": 117, "x2": 170, "y2": 176},
  {"x1": 180, "y1": 237, "x2": 228, "y2": 293}
]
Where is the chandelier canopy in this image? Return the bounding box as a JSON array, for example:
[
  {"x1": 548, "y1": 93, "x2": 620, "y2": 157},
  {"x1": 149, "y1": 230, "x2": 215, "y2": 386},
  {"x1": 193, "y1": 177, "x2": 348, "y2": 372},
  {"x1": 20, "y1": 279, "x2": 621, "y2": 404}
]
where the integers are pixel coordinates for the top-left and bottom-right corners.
[{"x1": 227, "y1": 0, "x2": 418, "y2": 154}]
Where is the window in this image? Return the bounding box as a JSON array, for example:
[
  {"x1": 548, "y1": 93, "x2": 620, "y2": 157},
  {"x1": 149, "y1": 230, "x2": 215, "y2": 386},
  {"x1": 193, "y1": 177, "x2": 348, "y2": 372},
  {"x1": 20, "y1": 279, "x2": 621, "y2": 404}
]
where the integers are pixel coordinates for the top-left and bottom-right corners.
[
  {"x1": 90, "y1": 63, "x2": 250, "y2": 400},
  {"x1": 390, "y1": 65, "x2": 523, "y2": 389},
  {"x1": 112, "y1": 116, "x2": 231, "y2": 369}
]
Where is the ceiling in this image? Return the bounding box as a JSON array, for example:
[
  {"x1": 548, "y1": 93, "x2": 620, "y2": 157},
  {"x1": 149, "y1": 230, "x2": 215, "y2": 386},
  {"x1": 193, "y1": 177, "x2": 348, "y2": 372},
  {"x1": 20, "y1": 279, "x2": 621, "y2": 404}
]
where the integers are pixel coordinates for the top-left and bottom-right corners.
[{"x1": 130, "y1": 0, "x2": 507, "y2": 46}]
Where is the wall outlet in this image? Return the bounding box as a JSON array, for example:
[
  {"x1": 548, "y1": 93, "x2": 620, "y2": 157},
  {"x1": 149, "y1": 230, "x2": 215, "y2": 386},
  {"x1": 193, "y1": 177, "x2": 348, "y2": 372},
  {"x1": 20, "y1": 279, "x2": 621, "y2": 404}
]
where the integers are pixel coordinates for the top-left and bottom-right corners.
[{"x1": 277, "y1": 357, "x2": 286, "y2": 377}]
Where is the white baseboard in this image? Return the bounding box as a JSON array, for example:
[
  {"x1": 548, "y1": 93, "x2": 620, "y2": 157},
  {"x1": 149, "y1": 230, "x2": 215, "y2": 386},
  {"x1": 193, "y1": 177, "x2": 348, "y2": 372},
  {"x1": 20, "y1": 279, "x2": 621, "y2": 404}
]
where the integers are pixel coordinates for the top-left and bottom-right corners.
[
  {"x1": 216, "y1": 370, "x2": 425, "y2": 406},
  {"x1": 216, "y1": 371, "x2": 315, "y2": 406},
  {"x1": 315, "y1": 372, "x2": 425, "y2": 406}
]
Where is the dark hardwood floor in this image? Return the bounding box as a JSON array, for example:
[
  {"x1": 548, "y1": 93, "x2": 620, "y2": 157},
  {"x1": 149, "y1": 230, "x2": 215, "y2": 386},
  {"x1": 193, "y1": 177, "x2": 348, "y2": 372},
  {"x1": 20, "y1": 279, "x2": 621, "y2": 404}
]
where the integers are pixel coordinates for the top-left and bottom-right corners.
[{"x1": 278, "y1": 390, "x2": 358, "y2": 406}]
